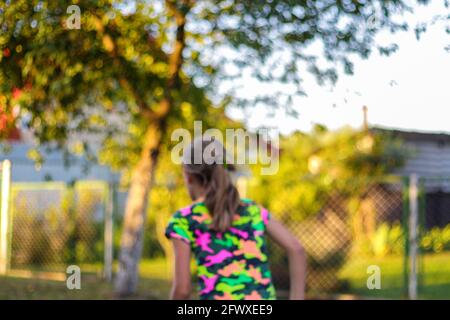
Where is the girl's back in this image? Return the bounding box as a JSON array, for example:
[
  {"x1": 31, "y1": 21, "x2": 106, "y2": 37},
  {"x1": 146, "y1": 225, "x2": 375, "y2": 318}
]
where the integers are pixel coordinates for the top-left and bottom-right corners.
[
  {"x1": 166, "y1": 198, "x2": 276, "y2": 300},
  {"x1": 166, "y1": 136, "x2": 305, "y2": 300}
]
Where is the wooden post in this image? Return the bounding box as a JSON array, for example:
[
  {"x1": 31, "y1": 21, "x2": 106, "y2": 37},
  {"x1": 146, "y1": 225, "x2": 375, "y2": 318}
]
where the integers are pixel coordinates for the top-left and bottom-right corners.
[
  {"x1": 0, "y1": 160, "x2": 12, "y2": 275},
  {"x1": 104, "y1": 182, "x2": 115, "y2": 282},
  {"x1": 408, "y1": 174, "x2": 419, "y2": 300}
]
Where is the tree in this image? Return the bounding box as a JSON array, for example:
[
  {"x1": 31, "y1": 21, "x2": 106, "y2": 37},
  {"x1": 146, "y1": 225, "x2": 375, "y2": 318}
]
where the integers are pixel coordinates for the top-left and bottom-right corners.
[
  {"x1": 0, "y1": 0, "x2": 434, "y2": 296},
  {"x1": 248, "y1": 126, "x2": 407, "y2": 290},
  {"x1": 249, "y1": 125, "x2": 406, "y2": 220}
]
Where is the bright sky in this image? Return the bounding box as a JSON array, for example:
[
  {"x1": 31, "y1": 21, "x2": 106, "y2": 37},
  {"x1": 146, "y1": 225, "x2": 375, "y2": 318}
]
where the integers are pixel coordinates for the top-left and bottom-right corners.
[{"x1": 226, "y1": 1, "x2": 450, "y2": 135}]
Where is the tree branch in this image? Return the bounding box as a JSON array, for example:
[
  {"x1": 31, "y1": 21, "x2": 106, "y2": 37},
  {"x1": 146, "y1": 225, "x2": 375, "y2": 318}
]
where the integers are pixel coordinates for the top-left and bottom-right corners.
[{"x1": 152, "y1": 0, "x2": 191, "y2": 119}]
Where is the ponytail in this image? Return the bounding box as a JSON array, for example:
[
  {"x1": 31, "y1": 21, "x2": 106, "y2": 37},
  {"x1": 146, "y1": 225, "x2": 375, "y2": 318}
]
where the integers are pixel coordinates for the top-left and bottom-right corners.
[
  {"x1": 183, "y1": 137, "x2": 241, "y2": 232},
  {"x1": 205, "y1": 164, "x2": 240, "y2": 232}
]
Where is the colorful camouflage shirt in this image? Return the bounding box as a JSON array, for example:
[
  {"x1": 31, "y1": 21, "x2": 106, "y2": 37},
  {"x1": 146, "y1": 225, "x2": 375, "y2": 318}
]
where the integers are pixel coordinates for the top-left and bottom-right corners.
[{"x1": 165, "y1": 199, "x2": 276, "y2": 300}]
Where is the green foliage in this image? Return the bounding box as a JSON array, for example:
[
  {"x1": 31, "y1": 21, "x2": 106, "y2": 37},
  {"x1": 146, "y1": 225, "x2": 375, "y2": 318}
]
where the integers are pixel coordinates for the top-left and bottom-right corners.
[
  {"x1": 0, "y1": 0, "x2": 431, "y2": 168},
  {"x1": 371, "y1": 223, "x2": 404, "y2": 257},
  {"x1": 142, "y1": 218, "x2": 165, "y2": 259},
  {"x1": 11, "y1": 196, "x2": 71, "y2": 267},
  {"x1": 421, "y1": 225, "x2": 450, "y2": 253},
  {"x1": 0, "y1": 0, "x2": 212, "y2": 171},
  {"x1": 10, "y1": 184, "x2": 105, "y2": 267},
  {"x1": 11, "y1": 207, "x2": 58, "y2": 266},
  {"x1": 249, "y1": 126, "x2": 406, "y2": 221},
  {"x1": 354, "y1": 223, "x2": 450, "y2": 257},
  {"x1": 354, "y1": 222, "x2": 404, "y2": 257}
]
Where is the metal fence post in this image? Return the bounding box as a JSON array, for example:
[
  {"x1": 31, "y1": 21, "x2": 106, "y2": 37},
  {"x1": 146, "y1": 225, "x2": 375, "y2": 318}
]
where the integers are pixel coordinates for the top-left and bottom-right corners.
[
  {"x1": 103, "y1": 182, "x2": 115, "y2": 281},
  {"x1": 402, "y1": 176, "x2": 410, "y2": 298},
  {"x1": 408, "y1": 174, "x2": 419, "y2": 300},
  {"x1": 0, "y1": 160, "x2": 12, "y2": 275},
  {"x1": 418, "y1": 178, "x2": 426, "y2": 295}
]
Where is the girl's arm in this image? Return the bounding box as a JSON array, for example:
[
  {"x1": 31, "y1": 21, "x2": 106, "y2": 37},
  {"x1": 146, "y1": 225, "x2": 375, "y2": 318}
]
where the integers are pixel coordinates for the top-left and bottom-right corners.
[
  {"x1": 266, "y1": 218, "x2": 306, "y2": 300},
  {"x1": 170, "y1": 239, "x2": 192, "y2": 299}
]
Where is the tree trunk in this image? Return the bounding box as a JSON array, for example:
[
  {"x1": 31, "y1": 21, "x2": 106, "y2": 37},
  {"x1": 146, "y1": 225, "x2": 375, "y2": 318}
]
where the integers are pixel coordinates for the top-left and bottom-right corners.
[
  {"x1": 114, "y1": 0, "x2": 189, "y2": 297},
  {"x1": 115, "y1": 122, "x2": 163, "y2": 296}
]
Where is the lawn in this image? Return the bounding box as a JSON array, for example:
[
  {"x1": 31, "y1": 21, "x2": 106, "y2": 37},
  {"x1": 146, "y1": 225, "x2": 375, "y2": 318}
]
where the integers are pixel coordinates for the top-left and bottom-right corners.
[
  {"x1": 339, "y1": 252, "x2": 450, "y2": 299},
  {"x1": 0, "y1": 275, "x2": 171, "y2": 300},
  {"x1": 0, "y1": 258, "x2": 172, "y2": 300},
  {"x1": 1, "y1": 253, "x2": 449, "y2": 299}
]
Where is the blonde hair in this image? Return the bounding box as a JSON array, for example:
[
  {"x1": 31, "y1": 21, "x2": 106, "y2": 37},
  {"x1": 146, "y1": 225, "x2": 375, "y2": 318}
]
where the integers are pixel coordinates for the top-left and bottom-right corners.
[{"x1": 182, "y1": 137, "x2": 240, "y2": 232}]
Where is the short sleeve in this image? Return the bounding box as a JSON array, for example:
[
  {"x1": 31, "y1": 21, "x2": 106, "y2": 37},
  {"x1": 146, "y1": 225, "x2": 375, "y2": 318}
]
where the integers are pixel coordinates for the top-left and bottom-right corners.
[
  {"x1": 259, "y1": 206, "x2": 271, "y2": 226},
  {"x1": 165, "y1": 211, "x2": 194, "y2": 244}
]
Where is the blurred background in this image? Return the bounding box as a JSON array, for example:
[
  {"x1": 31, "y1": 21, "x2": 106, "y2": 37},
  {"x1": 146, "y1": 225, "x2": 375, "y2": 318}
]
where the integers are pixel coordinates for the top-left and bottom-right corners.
[{"x1": 0, "y1": 0, "x2": 449, "y2": 299}]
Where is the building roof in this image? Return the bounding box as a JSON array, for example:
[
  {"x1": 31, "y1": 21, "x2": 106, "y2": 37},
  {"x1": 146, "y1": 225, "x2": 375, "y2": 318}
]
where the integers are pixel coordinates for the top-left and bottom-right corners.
[
  {"x1": 373, "y1": 127, "x2": 450, "y2": 144},
  {"x1": 373, "y1": 127, "x2": 450, "y2": 191}
]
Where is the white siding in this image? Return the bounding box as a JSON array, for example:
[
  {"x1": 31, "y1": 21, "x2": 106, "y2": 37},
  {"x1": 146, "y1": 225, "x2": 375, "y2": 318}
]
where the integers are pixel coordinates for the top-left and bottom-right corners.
[
  {"x1": 0, "y1": 142, "x2": 117, "y2": 183},
  {"x1": 394, "y1": 139, "x2": 450, "y2": 191}
]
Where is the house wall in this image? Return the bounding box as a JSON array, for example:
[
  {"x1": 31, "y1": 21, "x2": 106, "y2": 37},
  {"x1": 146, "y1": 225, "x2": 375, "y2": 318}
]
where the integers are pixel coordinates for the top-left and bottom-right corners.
[
  {"x1": 394, "y1": 139, "x2": 450, "y2": 184},
  {"x1": 0, "y1": 142, "x2": 118, "y2": 183},
  {"x1": 390, "y1": 133, "x2": 450, "y2": 228}
]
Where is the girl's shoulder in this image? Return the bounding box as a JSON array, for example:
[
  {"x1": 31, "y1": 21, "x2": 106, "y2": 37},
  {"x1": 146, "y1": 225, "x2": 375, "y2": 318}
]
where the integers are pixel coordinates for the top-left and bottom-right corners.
[
  {"x1": 170, "y1": 202, "x2": 211, "y2": 226},
  {"x1": 238, "y1": 199, "x2": 263, "y2": 216},
  {"x1": 238, "y1": 199, "x2": 271, "y2": 226},
  {"x1": 165, "y1": 203, "x2": 210, "y2": 243},
  {"x1": 175, "y1": 202, "x2": 208, "y2": 216}
]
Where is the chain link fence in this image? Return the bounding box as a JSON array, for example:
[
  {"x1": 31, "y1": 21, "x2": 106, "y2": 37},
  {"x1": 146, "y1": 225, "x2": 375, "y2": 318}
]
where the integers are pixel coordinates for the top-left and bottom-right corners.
[
  {"x1": 7, "y1": 180, "x2": 112, "y2": 278},
  {"x1": 267, "y1": 176, "x2": 410, "y2": 299},
  {"x1": 265, "y1": 176, "x2": 450, "y2": 299},
  {"x1": 418, "y1": 177, "x2": 450, "y2": 299}
]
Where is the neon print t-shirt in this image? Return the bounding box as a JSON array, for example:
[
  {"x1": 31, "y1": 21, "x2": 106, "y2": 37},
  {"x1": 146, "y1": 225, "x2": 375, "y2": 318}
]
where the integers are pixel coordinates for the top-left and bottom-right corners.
[{"x1": 165, "y1": 199, "x2": 276, "y2": 300}]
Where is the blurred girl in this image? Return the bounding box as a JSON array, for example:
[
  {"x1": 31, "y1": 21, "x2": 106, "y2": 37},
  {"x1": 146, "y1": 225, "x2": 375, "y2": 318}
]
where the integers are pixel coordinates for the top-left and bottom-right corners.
[{"x1": 165, "y1": 137, "x2": 306, "y2": 300}]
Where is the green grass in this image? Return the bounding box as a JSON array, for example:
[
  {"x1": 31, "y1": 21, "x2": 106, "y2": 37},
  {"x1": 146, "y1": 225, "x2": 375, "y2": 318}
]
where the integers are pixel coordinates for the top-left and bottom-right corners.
[
  {"x1": 1, "y1": 253, "x2": 449, "y2": 299},
  {"x1": 0, "y1": 258, "x2": 172, "y2": 300},
  {"x1": 0, "y1": 276, "x2": 171, "y2": 300},
  {"x1": 338, "y1": 252, "x2": 450, "y2": 299}
]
